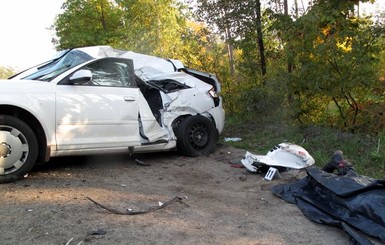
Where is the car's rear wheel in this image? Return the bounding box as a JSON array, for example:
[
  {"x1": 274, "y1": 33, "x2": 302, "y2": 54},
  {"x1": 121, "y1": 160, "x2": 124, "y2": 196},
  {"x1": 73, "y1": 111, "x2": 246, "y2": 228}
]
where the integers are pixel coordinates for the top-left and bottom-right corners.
[
  {"x1": 176, "y1": 115, "x2": 217, "y2": 157},
  {"x1": 0, "y1": 115, "x2": 38, "y2": 183}
]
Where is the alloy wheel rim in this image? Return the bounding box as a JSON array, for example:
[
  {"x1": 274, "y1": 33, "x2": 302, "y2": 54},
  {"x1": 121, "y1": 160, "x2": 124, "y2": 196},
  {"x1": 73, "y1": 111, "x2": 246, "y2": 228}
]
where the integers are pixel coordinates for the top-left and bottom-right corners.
[{"x1": 0, "y1": 125, "x2": 29, "y2": 175}]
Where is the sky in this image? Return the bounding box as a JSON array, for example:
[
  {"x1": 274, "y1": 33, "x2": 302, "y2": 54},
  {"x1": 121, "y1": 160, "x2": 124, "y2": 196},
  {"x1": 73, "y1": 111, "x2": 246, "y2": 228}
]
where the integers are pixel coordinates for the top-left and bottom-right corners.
[
  {"x1": 0, "y1": 0, "x2": 64, "y2": 70},
  {"x1": 0, "y1": 0, "x2": 383, "y2": 71}
]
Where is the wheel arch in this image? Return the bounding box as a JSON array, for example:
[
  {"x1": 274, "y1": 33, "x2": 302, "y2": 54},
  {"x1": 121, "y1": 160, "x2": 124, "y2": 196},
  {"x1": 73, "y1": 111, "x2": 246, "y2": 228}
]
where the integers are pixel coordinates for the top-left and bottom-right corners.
[
  {"x1": 0, "y1": 105, "x2": 49, "y2": 162},
  {"x1": 171, "y1": 113, "x2": 218, "y2": 136}
]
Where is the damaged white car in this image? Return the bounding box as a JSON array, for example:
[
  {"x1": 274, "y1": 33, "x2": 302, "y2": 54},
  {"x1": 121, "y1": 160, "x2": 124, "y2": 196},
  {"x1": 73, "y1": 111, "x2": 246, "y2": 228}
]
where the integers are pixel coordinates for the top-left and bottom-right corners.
[{"x1": 0, "y1": 46, "x2": 225, "y2": 183}]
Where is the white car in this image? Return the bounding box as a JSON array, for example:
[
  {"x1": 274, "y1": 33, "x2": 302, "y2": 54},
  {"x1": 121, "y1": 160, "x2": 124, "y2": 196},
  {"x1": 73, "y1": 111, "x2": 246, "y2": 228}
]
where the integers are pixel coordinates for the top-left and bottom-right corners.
[{"x1": 0, "y1": 46, "x2": 225, "y2": 183}]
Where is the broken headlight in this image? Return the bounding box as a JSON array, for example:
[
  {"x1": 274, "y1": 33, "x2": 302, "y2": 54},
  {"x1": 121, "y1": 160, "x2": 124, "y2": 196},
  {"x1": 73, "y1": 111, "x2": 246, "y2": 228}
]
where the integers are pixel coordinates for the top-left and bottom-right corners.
[
  {"x1": 208, "y1": 88, "x2": 220, "y2": 107},
  {"x1": 208, "y1": 88, "x2": 218, "y2": 98}
]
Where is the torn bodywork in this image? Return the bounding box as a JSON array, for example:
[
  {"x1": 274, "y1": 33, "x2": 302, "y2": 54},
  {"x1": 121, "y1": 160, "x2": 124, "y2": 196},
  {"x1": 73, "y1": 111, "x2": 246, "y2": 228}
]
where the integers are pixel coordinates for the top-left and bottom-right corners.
[
  {"x1": 71, "y1": 46, "x2": 225, "y2": 149},
  {"x1": 241, "y1": 143, "x2": 315, "y2": 173},
  {"x1": 104, "y1": 47, "x2": 224, "y2": 150}
]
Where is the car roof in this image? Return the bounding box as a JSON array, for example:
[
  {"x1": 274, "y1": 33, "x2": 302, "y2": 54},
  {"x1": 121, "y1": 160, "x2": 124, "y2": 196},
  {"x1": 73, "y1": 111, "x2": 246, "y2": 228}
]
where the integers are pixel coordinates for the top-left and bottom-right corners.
[{"x1": 76, "y1": 46, "x2": 181, "y2": 73}]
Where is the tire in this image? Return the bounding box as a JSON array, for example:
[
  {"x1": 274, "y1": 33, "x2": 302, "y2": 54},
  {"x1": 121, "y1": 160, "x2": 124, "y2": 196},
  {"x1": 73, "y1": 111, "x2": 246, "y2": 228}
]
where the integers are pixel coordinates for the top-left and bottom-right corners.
[
  {"x1": 175, "y1": 115, "x2": 218, "y2": 157},
  {"x1": 0, "y1": 115, "x2": 38, "y2": 183}
]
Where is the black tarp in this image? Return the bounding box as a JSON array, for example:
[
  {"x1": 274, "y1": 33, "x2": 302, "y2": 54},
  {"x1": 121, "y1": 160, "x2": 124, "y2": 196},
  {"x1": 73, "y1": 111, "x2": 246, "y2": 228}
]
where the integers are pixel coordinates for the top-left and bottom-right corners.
[{"x1": 271, "y1": 168, "x2": 385, "y2": 245}]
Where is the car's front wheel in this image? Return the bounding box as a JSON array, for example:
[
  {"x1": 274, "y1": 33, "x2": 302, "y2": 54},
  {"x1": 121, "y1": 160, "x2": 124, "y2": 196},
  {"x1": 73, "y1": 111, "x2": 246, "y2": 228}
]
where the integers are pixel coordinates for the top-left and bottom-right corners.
[
  {"x1": 175, "y1": 115, "x2": 217, "y2": 157},
  {"x1": 0, "y1": 115, "x2": 38, "y2": 183}
]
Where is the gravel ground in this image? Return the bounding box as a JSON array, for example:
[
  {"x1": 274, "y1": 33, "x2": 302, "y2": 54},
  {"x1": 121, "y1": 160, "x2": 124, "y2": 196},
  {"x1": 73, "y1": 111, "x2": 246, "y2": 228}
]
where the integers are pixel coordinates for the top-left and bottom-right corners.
[{"x1": 0, "y1": 144, "x2": 356, "y2": 245}]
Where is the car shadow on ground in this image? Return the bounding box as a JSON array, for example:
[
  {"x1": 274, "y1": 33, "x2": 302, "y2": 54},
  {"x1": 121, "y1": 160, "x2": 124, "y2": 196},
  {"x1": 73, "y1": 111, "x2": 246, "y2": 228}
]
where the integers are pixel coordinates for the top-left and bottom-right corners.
[{"x1": 31, "y1": 151, "x2": 183, "y2": 174}]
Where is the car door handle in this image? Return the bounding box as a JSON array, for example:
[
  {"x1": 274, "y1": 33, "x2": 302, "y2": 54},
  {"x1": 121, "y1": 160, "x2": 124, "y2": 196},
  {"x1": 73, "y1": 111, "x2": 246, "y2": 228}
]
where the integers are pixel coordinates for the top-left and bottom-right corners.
[{"x1": 124, "y1": 96, "x2": 136, "y2": 101}]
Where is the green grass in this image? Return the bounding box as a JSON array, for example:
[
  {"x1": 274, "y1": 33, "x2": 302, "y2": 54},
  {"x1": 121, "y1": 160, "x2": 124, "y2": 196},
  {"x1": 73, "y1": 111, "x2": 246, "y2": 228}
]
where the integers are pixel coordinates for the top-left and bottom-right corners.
[{"x1": 221, "y1": 115, "x2": 385, "y2": 179}]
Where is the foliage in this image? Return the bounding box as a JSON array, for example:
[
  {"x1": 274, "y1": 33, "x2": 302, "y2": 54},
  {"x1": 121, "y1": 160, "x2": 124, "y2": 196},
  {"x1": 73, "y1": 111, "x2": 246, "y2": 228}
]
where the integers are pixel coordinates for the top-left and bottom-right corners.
[
  {"x1": 55, "y1": 0, "x2": 183, "y2": 56},
  {"x1": 196, "y1": 0, "x2": 268, "y2": 76},
  {"x1": 196, "y1": 0, "x2": 288, "y2": 118},
  {"x1": 269, "y1": 0, "x2": 385, "y2": 132},
  {"x1": 54, "y1": 0, "x2": 124, "y2": 49},
  {"x1": 114, "y1": 0, "x2": 186, "y2": 57},
  {"x1": 0, "y1": 66, "x2": 14, "y2": 79},
  {"x1": 54, "y1": 0, "x2": 230, "y2": 72},
  {"x1": 178, "y1": 21, "x2": 229, "y2": 73}
]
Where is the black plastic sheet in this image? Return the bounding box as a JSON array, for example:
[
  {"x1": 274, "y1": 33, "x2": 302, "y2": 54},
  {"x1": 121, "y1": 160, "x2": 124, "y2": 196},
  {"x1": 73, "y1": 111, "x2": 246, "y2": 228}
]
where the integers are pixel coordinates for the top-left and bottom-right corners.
[{"x1": 271, "y1": 168, "x2": 385, "y2": 245}]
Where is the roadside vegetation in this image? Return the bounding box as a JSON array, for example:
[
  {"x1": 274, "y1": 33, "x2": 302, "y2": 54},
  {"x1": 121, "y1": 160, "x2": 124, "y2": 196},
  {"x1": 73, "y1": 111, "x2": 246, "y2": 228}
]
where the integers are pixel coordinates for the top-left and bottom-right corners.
[
  {"x1": 1, "y1": 0, "x2": 384, "y2": 178},
  {"x1": 223, "y1": 115, "x2": 385, "y2": 179}
]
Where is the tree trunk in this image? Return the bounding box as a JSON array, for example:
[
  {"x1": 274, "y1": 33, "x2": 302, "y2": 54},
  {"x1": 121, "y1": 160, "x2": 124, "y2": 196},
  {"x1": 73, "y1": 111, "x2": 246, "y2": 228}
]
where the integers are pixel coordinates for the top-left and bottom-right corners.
[
  {"x1": 255, "y1": 0, "x2": 267, "y2": 77},
  {"x1": 283, "y1": 0, "x2": 294, "y2": 74},
  {"x1": 225, "y1": 27, "x2": 235, "y2": 77},
  {"x1": 284, "y1": 0, "x2": 294, "y2": 105}
]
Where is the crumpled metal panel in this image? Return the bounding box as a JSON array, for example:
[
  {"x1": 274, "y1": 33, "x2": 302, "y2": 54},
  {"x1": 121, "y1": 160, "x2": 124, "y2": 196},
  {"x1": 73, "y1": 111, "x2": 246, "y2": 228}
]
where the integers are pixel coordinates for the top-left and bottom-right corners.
[{"x1": 241, "y1": 143, "x2": 315, "y2": 172}]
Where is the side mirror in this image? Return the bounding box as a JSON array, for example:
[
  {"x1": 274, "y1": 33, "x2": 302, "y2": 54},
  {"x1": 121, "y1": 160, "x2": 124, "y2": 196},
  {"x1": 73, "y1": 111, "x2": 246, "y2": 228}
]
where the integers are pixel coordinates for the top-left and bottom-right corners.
[{"x1": 69, "y1": 69, "x2": 92, "y2": 85}]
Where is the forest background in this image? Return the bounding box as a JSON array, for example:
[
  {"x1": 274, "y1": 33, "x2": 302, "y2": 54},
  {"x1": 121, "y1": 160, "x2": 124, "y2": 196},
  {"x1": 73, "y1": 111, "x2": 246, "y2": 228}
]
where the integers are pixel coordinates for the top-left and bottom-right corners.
[{"x1": 1, "y1": 0, "x2": 385, "y2": 177}]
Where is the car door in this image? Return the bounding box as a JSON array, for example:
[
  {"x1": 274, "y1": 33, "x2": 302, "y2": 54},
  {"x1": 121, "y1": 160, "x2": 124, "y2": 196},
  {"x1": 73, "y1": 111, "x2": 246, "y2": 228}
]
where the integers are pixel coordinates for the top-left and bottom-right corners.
[{"x1": 55, "y1": 58, "x2": 141, "y2": 151}]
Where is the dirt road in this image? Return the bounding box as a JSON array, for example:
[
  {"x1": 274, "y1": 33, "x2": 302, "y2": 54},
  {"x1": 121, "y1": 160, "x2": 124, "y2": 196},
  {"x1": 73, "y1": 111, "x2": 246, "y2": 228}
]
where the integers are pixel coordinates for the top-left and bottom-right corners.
[{"x1": 0, "y1": 144, "x2": 350, "y2": 244}]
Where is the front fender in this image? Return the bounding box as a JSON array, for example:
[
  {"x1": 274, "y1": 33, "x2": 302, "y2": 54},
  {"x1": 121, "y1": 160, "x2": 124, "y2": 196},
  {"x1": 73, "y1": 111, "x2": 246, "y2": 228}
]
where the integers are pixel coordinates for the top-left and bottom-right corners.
[{"x1": 0, "y1": 81, "x2": 56, "y2": 147}]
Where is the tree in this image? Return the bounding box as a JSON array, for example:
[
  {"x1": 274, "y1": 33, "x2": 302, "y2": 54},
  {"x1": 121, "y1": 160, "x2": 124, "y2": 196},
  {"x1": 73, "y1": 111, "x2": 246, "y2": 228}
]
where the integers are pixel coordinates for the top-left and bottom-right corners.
[
  {"x1": 54, "y1": 0, "x2": 124, "y2": 49},
  {"x1": 196, "y1": 0, "x2": 267, "y2": 77},
  {"x1": 54, "y1": 0, "x2": 191, "y2": 59},
  {"x1": 0, "y1": 66, "x2": 14, "y2": 79},
  {"x1": 255, "y1": 0, "x2": 266, "y2": 76},
  {"x1": 54, "y1": 0, "x2": 232, "y2": 74},
  {"x1": 114, "y1": 0, "x2": 187, "y2": 57},
  {"x1": 270, "y1": 0, "x2": 385, "y2": 131}
]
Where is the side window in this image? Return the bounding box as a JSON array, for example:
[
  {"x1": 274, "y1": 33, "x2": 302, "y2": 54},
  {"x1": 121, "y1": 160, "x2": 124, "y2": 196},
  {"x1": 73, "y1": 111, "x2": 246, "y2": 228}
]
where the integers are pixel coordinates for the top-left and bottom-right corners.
[{"x1": 84, "y1": 59, "x2": 135, "y2": 87}]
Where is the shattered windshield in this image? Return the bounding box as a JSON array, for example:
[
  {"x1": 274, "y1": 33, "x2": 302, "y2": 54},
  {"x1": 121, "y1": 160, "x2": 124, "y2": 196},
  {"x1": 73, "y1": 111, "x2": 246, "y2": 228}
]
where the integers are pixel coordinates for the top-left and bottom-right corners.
[{"x1": 11, "y1": 49, "x2": 93, "y2": 82}]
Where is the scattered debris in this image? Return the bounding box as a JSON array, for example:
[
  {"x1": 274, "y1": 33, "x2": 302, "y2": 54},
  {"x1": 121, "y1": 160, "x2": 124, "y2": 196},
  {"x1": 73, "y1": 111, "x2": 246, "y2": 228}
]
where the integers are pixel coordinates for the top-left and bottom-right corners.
[
  {"x1": 86, "y1": 196, "x2": 189, "y2": 215},
  {"x1": 224, "y1": 137, "x2": 242, "y2": 142},
  {"x1": 89, "y1": 228, "x2": 107, "y2": 236},
  {"x1": 241, "y1": 143, "x2": 315, "y2": 174},
  {"x1": 230, "y1": 164, "x2": 244, "y2": 168},
  {"x1": 135, "y1": 159, "x2": 151, "y2": 166},
  {"x1": 228, "y1": 158, "x2": 245, "y2": 169}
]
